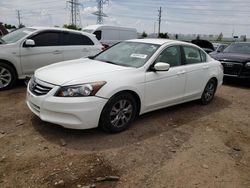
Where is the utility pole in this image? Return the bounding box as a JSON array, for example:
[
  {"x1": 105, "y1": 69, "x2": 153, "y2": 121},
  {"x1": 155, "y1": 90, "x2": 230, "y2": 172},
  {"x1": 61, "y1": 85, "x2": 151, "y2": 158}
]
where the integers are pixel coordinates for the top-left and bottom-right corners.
[
  {"x1": 16, "y1": 10, "x2": 21, "y2": 28},
  {"x1": 158, "y1": 6, "x2": 162, "y2": 38},
  {"x1": 67, "y1": 0, "x2": 82, "y2": 28},
  {"x1": 92, "y1": 0, "x2": 109, "y2": 24}
]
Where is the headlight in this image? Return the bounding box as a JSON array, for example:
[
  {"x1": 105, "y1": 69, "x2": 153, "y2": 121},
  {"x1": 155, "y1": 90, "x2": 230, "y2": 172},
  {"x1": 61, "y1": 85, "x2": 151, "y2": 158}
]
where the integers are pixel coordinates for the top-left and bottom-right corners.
[
  {"x1": 55, "y1": 81, "x2": 106, "y2": 97},
  {"x1": 246, "y1": 62, "x2": 250, "y2": 67}
]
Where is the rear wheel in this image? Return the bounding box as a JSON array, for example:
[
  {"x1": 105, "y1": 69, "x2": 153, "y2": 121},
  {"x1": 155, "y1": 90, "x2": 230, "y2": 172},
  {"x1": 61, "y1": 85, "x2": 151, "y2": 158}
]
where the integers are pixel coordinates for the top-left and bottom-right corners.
[
  {"x1": 200, "y1": 79, "x2": 217, "y2": 105},
  {"x1": 0, "y1": 62, "x2": 17, "y2": 91},
  {"x1": 99, "y1": 93, "x2": 137, "y2": 133}
]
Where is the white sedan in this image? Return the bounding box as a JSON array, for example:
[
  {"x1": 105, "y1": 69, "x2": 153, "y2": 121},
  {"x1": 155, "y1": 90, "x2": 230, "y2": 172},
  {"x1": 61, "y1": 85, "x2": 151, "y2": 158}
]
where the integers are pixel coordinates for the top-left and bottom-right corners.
[{"x1": 26, "y1": 39, "x2": 223, "y2": 133}]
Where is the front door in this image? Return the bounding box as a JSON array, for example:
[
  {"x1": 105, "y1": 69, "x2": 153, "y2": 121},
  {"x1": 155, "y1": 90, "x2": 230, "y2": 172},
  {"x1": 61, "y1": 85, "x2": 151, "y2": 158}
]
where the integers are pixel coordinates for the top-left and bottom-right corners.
[
  {"x1": 20, "y1": 31, "x2": 63, "y2": 75},
  {"x1": 144, "y1": 46, "x2": 186, "y2": 112}
]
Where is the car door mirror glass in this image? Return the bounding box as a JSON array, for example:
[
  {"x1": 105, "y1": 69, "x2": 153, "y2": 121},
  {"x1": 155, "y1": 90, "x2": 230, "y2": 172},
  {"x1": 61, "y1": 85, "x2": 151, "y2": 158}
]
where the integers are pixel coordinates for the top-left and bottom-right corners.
[
  {"x1": 154, "y1": 62, "x2": 170, "y2": 71},
  {"x1": 24, "y1": 39, "x2": 35, "y2": 47}
]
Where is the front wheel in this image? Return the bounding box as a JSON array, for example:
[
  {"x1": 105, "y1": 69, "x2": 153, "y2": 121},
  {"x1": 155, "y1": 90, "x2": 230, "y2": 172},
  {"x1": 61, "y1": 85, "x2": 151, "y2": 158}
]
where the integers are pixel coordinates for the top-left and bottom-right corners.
[
  {"x1": 0, "y1": 62, "x2": 17, "y2": 91},
  {"x1": 99, "y1": 93, "x2": 137, "y2": 133},
  {"x1": 200, "y1": 79, "x2": 217, "y2": 105}
]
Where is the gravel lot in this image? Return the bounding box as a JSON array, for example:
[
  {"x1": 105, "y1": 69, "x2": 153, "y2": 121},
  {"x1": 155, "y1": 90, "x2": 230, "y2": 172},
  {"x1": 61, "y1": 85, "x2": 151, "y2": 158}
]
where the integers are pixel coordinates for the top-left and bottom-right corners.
[{"x1": 0, "y1": 78, "x2": 250, "y2": 188}]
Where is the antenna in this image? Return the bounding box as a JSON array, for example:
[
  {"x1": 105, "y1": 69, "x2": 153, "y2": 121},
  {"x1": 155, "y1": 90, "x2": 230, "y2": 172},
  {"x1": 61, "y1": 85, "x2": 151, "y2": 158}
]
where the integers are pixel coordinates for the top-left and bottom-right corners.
[{"x1": 92, "y1": 0, "x2": 109, "y2": 24}]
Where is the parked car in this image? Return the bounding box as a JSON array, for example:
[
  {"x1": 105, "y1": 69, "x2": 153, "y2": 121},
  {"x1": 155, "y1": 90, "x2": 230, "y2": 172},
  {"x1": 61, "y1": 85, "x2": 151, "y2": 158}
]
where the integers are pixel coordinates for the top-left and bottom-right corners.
[
  {"x1": 210, "y1": 42, "x2": 250, "y2": 78},
  {"x1": 191, "y1": 39, "x2": 214, "y2": 54},
  {"x1": 26, "y1": 39, "x2": 223, "y2": 133},
  {"x1": 210, "y1": 43, "x2": 228, "y2": 56},
  {"x1": 83, "y1": 25, "x2": 137, "y2": 48},
  {"x1": 0, "y1": 27, "x2": 102, "y2": 90}
]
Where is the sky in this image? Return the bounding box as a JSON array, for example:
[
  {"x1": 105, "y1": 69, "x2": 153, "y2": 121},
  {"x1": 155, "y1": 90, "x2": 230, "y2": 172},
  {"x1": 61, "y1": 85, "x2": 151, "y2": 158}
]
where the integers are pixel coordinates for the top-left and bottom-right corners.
[{"x1": 1, "y1": 0, "x2": 250, "y2": 37}]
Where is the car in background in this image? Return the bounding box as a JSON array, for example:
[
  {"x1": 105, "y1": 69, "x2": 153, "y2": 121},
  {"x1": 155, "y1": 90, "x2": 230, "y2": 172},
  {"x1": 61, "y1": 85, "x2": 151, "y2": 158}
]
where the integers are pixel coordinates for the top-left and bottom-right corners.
[
  {"x1": 83, "y1": 25, "x2": 138, "y2": 48},
  {"x1": 191, "y1": 39, "x2": 214, "y2": 54},
  {"x1": 27, "y1": 39, "x2": 223, "y2": 133},
  {"x1": 210, "y1": 43, "x2": 228, "y2": 56},
  {"x1": 210, "y1": 42, "x2": 250, "y2": 78},
  {"x1": 0, "y1": 27, "x2": 102, "y2": 90}
]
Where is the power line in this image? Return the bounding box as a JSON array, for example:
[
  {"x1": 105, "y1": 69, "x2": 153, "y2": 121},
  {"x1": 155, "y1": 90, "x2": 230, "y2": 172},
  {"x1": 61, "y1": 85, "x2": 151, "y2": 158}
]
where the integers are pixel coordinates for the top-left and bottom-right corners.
[
  {"x1": 16, "y1": 10, "x2": 21, "y2": 27},
  {"x1": 158, "y1": 6, "x2": 162, "y2": 37}
]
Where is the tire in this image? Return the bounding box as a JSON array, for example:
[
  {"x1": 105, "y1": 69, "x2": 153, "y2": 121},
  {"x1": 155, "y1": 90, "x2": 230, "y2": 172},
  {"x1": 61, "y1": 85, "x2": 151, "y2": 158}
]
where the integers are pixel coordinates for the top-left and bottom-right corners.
[
  {"x1": 0, "y1": 62, "x2": 17, "y2": 91},
  {"x1": 99, "y1": 93, "x2": 137, "y2": 133},
  {"x1": 200, "y1": 79, "x2": 217, "y2": 105}
]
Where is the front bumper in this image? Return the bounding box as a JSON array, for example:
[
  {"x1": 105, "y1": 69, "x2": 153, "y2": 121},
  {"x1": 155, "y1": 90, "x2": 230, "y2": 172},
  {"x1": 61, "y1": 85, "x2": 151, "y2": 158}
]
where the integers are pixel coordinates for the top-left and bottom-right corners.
[
  {"x1": 26, "y1": 81, "x2": 108, "y2": 130},
  {"x1": 222, "y1": 62, "x2": 250, "y2": 78}
]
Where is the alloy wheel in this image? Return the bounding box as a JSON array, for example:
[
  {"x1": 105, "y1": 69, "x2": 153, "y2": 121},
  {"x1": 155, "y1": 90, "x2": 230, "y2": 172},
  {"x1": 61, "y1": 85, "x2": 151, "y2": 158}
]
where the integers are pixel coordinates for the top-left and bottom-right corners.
[
  {"x1": 0, "y1": 66, "x2": 12, "y2": 89},
  {"x1": 204, "y1": 82, "x2": 215, "y2": 102},
  {"x1": 110, "y1": 99, "x2": 133, "y2": 128}
]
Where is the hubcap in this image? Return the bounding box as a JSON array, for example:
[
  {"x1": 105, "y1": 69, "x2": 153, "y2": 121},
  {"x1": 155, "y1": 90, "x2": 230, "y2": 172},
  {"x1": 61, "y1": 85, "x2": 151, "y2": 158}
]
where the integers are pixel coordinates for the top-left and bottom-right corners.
[
  {"x1": 204, "y1": 82, "x2": 215, "y2": 101},
  {"x1": 110, "y1": 99, "x2": 133, "y2": 128},
  {"x1": 0, "y1": 67, "x2": 11, "y2": 89}
]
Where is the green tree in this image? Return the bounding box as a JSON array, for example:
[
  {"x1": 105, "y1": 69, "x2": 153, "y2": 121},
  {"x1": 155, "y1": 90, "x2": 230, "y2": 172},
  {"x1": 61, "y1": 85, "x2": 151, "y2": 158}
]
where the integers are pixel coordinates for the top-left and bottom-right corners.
[
  {"x1": 158, "y1": 32, "x2": 169, "y2": 39},
  {"x1": 142, "y1": 31, "x2": 147, "y2": 38},
  {"x1": 217, "y1": 32, "x2": 223, "y2": 41},
  {"x1": 4, "y1": 23, "x2": 16, "y2": 29},
  {"x1": 63, "y1": 24, "x2": 81, "y2": 31}
]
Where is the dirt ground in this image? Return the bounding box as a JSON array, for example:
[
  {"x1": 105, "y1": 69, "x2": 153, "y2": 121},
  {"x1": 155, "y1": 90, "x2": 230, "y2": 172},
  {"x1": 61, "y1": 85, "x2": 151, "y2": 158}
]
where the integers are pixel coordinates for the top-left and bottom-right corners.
[{"x1": 0, "y1": 78, "x2": 250, "y2": 188}]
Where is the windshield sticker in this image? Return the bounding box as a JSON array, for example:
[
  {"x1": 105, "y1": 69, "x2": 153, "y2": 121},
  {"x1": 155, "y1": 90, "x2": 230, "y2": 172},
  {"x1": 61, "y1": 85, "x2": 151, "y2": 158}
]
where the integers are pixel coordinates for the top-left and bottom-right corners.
[{"x1": 130, "y1": 53, "x2": 148, "y2": 59}]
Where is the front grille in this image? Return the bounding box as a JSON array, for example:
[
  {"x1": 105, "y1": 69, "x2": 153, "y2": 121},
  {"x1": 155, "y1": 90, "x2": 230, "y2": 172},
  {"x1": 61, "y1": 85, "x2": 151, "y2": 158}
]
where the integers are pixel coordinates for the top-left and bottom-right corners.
[
  {"x1": 29, "y1": 78, "x2": 53, "y2": 96},
  {"x1": 221, "y1": 62, "x2": 242, "y2": 76}
]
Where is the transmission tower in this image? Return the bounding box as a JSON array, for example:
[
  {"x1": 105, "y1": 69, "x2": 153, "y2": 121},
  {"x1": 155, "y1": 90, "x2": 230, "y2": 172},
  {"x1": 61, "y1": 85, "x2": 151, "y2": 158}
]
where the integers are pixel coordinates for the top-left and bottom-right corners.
[
  {"x1": 92, "y1": 0, "x2": 109, "y2": 24},
  {"x1": 67, "y1": 0, "x2": 82, "y2": 28}
]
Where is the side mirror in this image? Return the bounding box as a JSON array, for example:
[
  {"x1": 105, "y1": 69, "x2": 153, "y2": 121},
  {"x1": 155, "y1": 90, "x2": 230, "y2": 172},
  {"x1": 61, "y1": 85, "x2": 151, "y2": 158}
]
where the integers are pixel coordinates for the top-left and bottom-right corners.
[
  {"x1": 24, "y1": 39, "x2": 35, "y2": 47},
  {"x1": 153, "y1": 62, "x2": 170, "y2": 71}
]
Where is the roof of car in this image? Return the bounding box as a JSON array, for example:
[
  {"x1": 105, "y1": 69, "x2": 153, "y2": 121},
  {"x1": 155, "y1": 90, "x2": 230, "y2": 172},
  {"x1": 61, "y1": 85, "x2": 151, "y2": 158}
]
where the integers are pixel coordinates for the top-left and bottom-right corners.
[
  {"x1": 127, "y1": 38, "x2": 195, "y2": 46},
  {"x1": 28, "y1": 26, "x2": 90, "y2": 34}
]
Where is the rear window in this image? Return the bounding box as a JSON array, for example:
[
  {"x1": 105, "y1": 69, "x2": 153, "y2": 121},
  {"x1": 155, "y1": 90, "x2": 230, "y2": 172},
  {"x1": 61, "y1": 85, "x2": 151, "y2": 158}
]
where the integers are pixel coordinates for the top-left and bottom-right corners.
[{"x1": 62, "y1": 32, "x2": 94, "y2": 45}]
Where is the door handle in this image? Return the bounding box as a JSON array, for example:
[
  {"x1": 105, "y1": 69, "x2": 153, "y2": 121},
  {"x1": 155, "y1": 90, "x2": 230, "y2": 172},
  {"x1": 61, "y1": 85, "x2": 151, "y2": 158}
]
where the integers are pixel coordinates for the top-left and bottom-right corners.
[
  {"x1": 53, "y1": 50, "x2": 62, "y2": 54},
  {"x1": 203, "y1": 65, "x2": 209, "y2": 69},
  {"x1": 177, "y1": 70, "x2": 186, "y2": 75}
]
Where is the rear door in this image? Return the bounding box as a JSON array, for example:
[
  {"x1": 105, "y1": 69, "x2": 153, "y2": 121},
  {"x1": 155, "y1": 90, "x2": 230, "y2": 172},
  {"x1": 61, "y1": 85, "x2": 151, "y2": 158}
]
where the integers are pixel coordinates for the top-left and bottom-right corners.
[
  {"x1": 20, "y1": 30, "x2": 63, "y2": 75},
  {"x1": 181, "y1": 46, "x2": 210, "y2": 99},
  {"x1": 61, "y1": 32, "x2": 98, "y2": 60}
]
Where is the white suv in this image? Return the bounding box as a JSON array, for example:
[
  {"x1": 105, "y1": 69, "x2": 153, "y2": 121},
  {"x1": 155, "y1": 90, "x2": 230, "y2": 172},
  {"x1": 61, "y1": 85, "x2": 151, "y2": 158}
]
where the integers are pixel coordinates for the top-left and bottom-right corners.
[{"x1": 0, "y1": 27, "x2": 102, "y2": 90}]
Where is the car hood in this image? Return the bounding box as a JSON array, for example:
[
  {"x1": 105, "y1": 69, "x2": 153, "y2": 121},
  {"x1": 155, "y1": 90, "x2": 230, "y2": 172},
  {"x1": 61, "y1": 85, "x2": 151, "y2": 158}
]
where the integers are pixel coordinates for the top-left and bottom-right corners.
[
  {"x1": 211, "y1": 52, "x2": 250, "y2": 63},
  {"x1": 35, "y1": 58, "x2": 133, "y2": 86}
]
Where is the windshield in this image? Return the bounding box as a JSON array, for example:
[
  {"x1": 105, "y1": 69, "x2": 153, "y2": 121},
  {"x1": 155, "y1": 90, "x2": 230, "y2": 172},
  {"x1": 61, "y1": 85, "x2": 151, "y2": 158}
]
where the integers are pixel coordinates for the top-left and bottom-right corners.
[
  {"x1": 223, "y1": 43, "x2": 250, "y2": 54},
  {"x1": 93, "y1": 42, "x2": 160, "y2": 68},
  {"x1": 1, "y1": 28, "x2": 36, "y2": 44}
]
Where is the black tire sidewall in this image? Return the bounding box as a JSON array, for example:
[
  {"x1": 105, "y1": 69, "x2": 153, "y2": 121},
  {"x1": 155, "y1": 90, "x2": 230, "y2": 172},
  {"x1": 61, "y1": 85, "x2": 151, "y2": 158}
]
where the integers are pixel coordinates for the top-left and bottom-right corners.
[
  {"x1": 0, "y1": 62, "x2": 17, "y2": 91},
  {"x1": 200, "y1": 79, "x2": 216, "y2": 105},
  {"x1": 99, "y1": 93, "x2": 137, "y2": 133}
]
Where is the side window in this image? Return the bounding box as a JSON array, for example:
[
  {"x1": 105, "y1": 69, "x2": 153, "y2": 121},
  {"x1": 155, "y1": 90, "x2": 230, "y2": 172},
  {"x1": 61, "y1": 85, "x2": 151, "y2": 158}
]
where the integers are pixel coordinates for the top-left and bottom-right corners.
[
  {"x1": 30, "y1": 32, "x2": 60, "y2": 47},
  {"x1": 93, "y1": 30, "x2": 102, "y2": 40},
  {"x1": 200, "y1": 50, "x2": 207, "y2": 62},
  {"x1": 155, "y1": 46, "x2": 181, "y2": 67},
  {"x1": 183, "y1": 46, "x2": 202, "y2": 64},
  {"x1": 82, "y1": 35, "x2": 94, "y2": 45},
  {"x1": 62, "y1": 33, "x2": 94, "y2": 45}
]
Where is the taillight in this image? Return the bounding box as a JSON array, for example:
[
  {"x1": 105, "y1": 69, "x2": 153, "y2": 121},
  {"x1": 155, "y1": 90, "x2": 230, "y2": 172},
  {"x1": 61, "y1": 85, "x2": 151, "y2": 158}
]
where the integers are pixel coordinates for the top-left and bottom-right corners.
[{"x1": 101, "y1": 43, "x2": 110, "y2": 51}]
